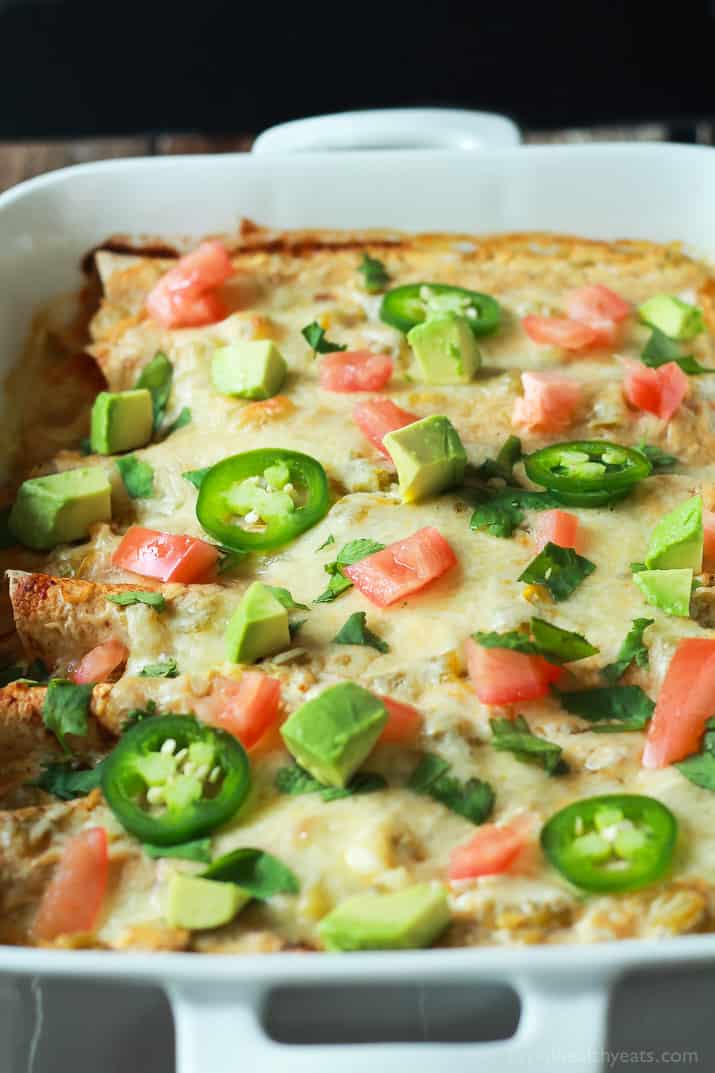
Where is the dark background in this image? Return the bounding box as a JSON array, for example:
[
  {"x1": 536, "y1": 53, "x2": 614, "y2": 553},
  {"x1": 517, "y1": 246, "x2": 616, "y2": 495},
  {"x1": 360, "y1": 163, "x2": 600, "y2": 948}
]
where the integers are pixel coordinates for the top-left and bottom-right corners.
[{"x1": 1, "y1": 0, "x2": 714, "y2": 139}]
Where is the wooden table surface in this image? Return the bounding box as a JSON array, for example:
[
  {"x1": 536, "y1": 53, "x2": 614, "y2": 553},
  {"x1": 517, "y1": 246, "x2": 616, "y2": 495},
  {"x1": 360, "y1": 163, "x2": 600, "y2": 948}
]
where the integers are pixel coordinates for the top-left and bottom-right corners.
[{"x1": 2, "y1": 122, "x2": 710, "y2": 196}]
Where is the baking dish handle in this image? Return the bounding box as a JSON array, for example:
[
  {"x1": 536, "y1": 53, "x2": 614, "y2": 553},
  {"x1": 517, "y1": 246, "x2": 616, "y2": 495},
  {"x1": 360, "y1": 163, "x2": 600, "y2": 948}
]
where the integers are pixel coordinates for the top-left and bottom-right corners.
[
  {"x1": 169, "y1": 971, "x2": 614, "y2": 1073},
  {"x1": 251, "y1": 108, "x2": 521, "y2": 154}
]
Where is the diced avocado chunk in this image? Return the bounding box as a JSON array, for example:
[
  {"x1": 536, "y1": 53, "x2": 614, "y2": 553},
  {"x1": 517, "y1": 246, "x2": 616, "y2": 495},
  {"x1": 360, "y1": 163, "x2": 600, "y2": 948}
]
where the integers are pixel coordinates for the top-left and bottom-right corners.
[
  {"x1": 166, "y1": 874, "x2": 250, "y2": 930},
  {"x1": 211, "y1": 341, "x2": 287, "y2": 400},
  {"x1": 9, "y1": 467, "x2": 112, "y2": 551},
  {"x1": 90, "y1": 389, "x2": 154, "y2": 455},
  {"x1": 407, "y1": 312, "x2": 481, "y2": 384},
  {"x1": 280, "y1": 682, "x2": 387, "y2": 789},
  {"x1": 225, "y1": 581, "x2": 290, "y2": 663},
  {"x1": 318, "y1": 883, "x2": 450, "y2": 951},
  {"x1": 634, "y1": 568, "x2": 693, "y2": 617},
  {"x1": 383, "y1": 415, "x2": 467, "y2": 503},
  {"x1": 638, "y1": 294, "x2": 704, "y2": 340},
  {"x1": 644, "y1": 495, "x2": 703, "y2": 572}
]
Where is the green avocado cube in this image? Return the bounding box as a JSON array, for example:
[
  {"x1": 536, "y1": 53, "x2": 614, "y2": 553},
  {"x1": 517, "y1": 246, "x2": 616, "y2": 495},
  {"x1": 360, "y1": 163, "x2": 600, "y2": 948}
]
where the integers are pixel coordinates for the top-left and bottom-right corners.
[
  {"x1": 166, "y1": 874, "x2": 250, "y2": 930},
  {"x1": 225, "y1": 581, "x2": 290, "y2": 664},
  {"x1": 634, "y1": 568, "x2": 693, "y2": 617},
  {"x1": 211, "y1": 341, "x2": 287, "y2": 400},
  {"x1": 383, "y1": 415, "x2": 467, "y2": 503},
  {"x1": 9, "y1": 467, "x2": 112, "y2": 551},
  {"x1": 407, "y1": 312, "x2": 481, "y2": 384},
  {"x1": 90, "y1": 389, "x2": 154, "y2": 455},
  {"x1": 319, "y1": 883, "x2": 450, "y2": 951},
  {"x1": 280, "y1": 682, "x2": 387, "y2": 788},
  {"x1": 645, "y1": 495, "x2": 703, "y2": 571},
  {"x1": 638, "y1": 294, "x2": 704, "y2": 340}
]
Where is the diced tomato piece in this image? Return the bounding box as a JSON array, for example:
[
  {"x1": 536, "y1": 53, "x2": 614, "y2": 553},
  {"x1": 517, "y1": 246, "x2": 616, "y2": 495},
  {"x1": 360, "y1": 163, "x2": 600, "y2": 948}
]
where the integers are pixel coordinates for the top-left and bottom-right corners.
[
  {"x1": 195, "y1": 672, "x2": 282, "y2": 750},
  {"x1": 512, "y1": 370, "x2": 581, "y2": 433},
  {"x1": 319, "y1": 351, "x2": 393, "y2": 393},
  {"x1": 643, "y1": 639, "x2": 715, "y2": 768},
  {"x1": 565, "y1": 284, "x2": 630, "y2": 345},
  {"x1": 464, "y1": 636, "x2": 562, "y2": 706},
  {"x1": 112, "y1": 526, "x2": 219, "y2": 584},
  {"x1": 622, "y1": 357, "x2": 688, "y2": 421},
  {"x1": 448, "y1": 818, "x2": 531, "y2": 881},
  {"x1": 72, "y1": 639, "x2": 128, "y2": 685},
  {"x1": 146, "y1": 240, "x2": 233, "y2": 329},
  {"x1": 534, "y1": 509, "x2": 580, "y2": 552},
  {"x1": 522, "y1": 315, "x2": 599, "y2": 351},
  {"x1": 353, "y1": 397, "x2": 418, "y2": 457},
  {"x1": 703, "y1": 509, "x2": 715, "y2": 568},
  {"x1": 344, "y1": 527, "x2": 457, "y2": 607},
  {"x1": 377, "y1": 696, "x2": 422, "y2": 743},
  {"x1": 33, "y1": 828, "x2": 108, "y2": 941}
]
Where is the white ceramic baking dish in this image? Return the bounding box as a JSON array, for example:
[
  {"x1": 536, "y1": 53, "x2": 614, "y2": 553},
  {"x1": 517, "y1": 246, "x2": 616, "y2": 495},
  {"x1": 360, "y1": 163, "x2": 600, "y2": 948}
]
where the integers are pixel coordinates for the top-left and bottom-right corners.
[{"x1": 1, "y1": 109, "x2": 715, "y2": 1073}]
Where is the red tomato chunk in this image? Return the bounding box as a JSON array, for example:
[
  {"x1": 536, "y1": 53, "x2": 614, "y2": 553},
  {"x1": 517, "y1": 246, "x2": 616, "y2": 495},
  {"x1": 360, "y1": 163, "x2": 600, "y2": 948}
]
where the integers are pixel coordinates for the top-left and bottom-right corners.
[
  {"x1": 112, "y1": 527, "x2": 219, "y2": 584},
  {"x1": 344, "y1": 527, "x2": 457, "y2": 607},
  {"x1": 643, "y1": 638, "x2": 715, "y2": 768},
  {"x1": 320, "y1": 351, "x2": 393, "y2": 393},
  {"x1": 34, "y1": 828, "x2": 109, "y2": 941},
  {"x1": 622, "y1": 357, "x2": 688, "y2": 421},
  {"x1": 353, "y1": 397, "x2": 418, "y2": 457},
  {"x1": 72, "y1": 639, "x2": 128, "y2": 685},
  {"x1": 512, "y1": 371, "x2": 581, "y2": 433},
  {"x1": 464, "y1": 637, "x2": 562, "y2": 705},
  {"x1": 534, "y1": 510, "x2": 580, "y2": 552},
  {"x1": 195, "y1": 673, "x2": 282, "y2": 750},
  {"x1": 448, "y1": 819, "x2": 530, "y2": 881},
  {"x1": 522, "y1": 315, "x2": 598, "y2": 351},
  {"x1": 146, "y1": 240, "x2": 233, "y2": 330}
]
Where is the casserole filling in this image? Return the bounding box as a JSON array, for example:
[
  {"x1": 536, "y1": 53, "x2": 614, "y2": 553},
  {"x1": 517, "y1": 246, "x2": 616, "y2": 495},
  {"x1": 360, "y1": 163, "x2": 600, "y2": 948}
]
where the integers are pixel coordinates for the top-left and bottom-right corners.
[{"x1": 2, "y1": 226, "x2": 715, "y2": 952}]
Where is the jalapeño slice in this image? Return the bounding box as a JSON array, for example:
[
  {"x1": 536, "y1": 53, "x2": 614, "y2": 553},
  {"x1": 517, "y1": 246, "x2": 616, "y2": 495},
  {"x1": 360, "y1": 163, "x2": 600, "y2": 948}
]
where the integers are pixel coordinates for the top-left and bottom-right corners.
[
  {"x1": 524, "y1": 441, "x2": 652, "y2": 507},
  {"x1": 196, "y1": 448, "x2": 330, "y2": 553},
  {"x1": 541, "y1": 793, "x2": 677, "y2": 893},
  {"x1": 379, "y1": 283, "x2": 501, "y2": 337},
  {"x1": 101, "y1": 715, "x2": 250, "y2": 845}
]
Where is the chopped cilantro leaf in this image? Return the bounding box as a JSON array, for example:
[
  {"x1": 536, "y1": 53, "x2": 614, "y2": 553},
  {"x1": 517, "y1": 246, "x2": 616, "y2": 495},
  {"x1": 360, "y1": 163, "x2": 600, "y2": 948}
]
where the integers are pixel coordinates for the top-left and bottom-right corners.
[
  {"x1": 143, "y1": 838, "x2": 212, "y2": 863},
  {"x1": 332, "y1": 611, "x2": 389, "y2": 653},
  {"x1": 676, "y1": 719, "x2": 715, "y2": 791},
  {"x1": 475, "y1": 435, "x2": 523, "y2": 484},
  {"x1": 314, "y1": 538, "x2": 384, "y2": 603},
  {"x1": 602, "y1": 617, "x2": 653, "y2": 683},
  {"x1": 42, "y1": 679, "x2": 93, "y2": 752},
  {"x1": 317, "y1": 534, "x2": 335, "y2": 550},
  {"x1": 268, "y1": 586, "x2": 309, "y2": 611},
  {"x1": 408, "y1": 752, "x2": 494, "y2": 825},
  {"x1": 357, "y1": 253, "x2": 390, "y2": 294},
  {"x1": 518, "y1": 542, "x2": 596, "y2": 602},
  {"x1": 203, "y1": 848, "x2": 299, "y2": 898},
  {"x1": 641, "y1": 328, "x2": 712, "y2": 375},
  {"x1": 301, "y1": 321, "x2": 347, "y2": 357},
  {"x1": 490, "y1": 714, "x2": 567, "y2": 774},
  {"x1": 473, "y1": 617, "x2": 597, "y2": 664},
  {"x1": 139, "y1": 658, "x2": 178, "y2": 678},
  {"x1": 216, "y1": 545, "x2": 247, "y2": 575},
  {"x1": 121, "y1": 700, "x2": 157, "y2": 730},
  {"x1": 635, "y1": 443, "x2": 679, "y2": 472},
  {"x1": 183, "y1": 467, "x2": 211, "y2": 490},
  {"x1": 557, "y1": 684, "x2": 654, "y2": 731},
  {"x1": 275, "y1": 764, "x2": 386, "y2": 800},
  {"x1": 162, "y1": 406, "x2": 192, "y2": 437},
  {"x1": 135, "y1": 352, "x2": 173, "y2": 431},
  {"x1": 33, "y1": 758, "x2": 105, "y2": 800},
  {"x1": 469, "y1": 489, "x2": 562, "y2": 538},
  {"x1": 107, "y1": 590, "x2": 166, "y2": 611},
  {"x1": 116, "y1": 455, "x2": 155, "y2": 499}
]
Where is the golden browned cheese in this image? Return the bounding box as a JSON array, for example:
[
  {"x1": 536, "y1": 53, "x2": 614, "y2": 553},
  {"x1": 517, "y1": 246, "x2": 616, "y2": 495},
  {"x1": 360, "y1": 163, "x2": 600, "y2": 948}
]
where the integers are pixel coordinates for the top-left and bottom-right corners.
[{"x1": 2, "y1": 226, "x2": 715, "y2": 952}]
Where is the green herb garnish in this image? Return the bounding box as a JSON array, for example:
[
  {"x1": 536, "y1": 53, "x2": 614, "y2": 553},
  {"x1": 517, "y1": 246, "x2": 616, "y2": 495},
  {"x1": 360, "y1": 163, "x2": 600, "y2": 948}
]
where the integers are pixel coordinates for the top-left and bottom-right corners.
[
  {"x1": 676, "y1": 718, "x2": 715, "y2": 791},
  {"x1": 490, "y1": 714, "x2": 566, "y2": 774},
  {"x1": 136, "y1": 352, "x2": 173, "y2": 431},
  {"x1": 138, "y1": 658, "x2": 178, "y2": 679},
  {"x1": 557, "y1": 684, "x2": 654, "y2": 731},
  {"x1": 183, "y1": 467, "x2": 211, "y2": 490},
  {"x1": 107, "y1": 590, "x2": 166, "y2": 611},
  {"x1": 162, "y1": 406, "x2": 192, "y2": 437},
  {"x1": 301, "y1": 321, "x2": 347, "y2": 357},
  {"x1": 641, "y1": 328, "x2": 711, "y2": 375},
  {"x1": 408, "y1": 753, "x2": 494, "y2": 825},
  {"x1": 275, "y1": 764, "x2": 387, "y2": 800},
  {"x1": 33, "y1": 759, "x2": 105, "y2": 800},
  {"x1": 315, "y1": 538, "x2": 385, "y2": 603},
  {"x1": 332, "y1": 611, "x2": 389, "y2": 653},
  {"x1": 635, "y1": 443, "x2": 679, "y2": 472},
  {"x1": 143, "y1": 838, "x2": 212, "y2": 863},
  {"x1": 357, "y1": 253, "x2": 390, "y2": 294},
  {"x1": 602, "y1": 618, "x2": 653, "y2": 683},
  {"x1": 116, "y1": 455, "x2": 155, "y2": 499},
  {"x1": 203, "y1": 848, "x2": 299, "y2": 898},
  {"x1": 469, "y1": 489, "x2": 562, "y2": 538},
  {"x1": 518, "y1": 542, "x2": 596, "y2": 602},
  {"x1": 473, "y1": 617, "x2": 598, "y2": 664},
  {"x1": 42, "y1": 679, "x2": 93, "y2": 752}
]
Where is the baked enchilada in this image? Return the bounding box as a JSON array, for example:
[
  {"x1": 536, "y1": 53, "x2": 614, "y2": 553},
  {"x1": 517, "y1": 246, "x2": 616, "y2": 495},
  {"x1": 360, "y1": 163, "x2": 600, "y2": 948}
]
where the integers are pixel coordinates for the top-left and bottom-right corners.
[{"x1": 2, "y1": 225, "x2": 715, "y2": 952}]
